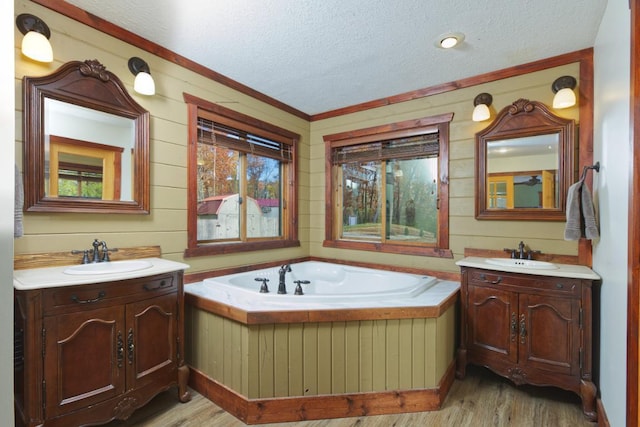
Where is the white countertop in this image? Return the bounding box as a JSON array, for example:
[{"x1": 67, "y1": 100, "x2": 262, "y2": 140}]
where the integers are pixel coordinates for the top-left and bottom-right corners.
[
  {"x1": 456, "y1": 256, "x2": 601, "y2": 280},
  {"x1": 13, "y1": 258, "x2": 190, "y2": 290}
]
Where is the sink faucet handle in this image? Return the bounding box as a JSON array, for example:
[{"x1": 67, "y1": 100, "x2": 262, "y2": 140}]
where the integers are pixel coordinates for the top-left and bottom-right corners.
[
  {"x1": 293, "y1": 280, "x2": 310, "y2": 295},
  {"x1": 71, "y1": 249, "x2": 91, "y2": 264},
  {"x1": 527, "y1": 250, "x2": 542, "y2": 260},
  {"x1": 255, "y1": 277, "x2": 270, "y2": 293}
]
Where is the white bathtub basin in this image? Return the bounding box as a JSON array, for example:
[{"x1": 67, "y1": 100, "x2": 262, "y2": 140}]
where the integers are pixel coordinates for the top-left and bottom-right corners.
[
  {"x1": 485, "y1": 258, "x2": 558, "y2": 270},
  {"x1": 63, "y1": 259, "x2": 153, "y2": 275}
]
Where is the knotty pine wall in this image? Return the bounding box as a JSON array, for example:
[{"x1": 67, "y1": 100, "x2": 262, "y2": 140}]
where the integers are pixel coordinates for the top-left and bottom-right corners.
[{"x1": 14, "y1": 0, "x2": 581, "y2": 277}]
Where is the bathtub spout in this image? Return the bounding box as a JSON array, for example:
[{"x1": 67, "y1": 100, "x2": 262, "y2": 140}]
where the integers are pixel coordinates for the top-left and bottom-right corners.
[{"x1": 278, "y1": 264, "x2": 292, "y2": 294}]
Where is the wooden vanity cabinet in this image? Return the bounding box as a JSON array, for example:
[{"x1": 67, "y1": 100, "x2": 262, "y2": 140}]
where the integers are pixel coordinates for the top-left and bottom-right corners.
[
  {"x1": 456, "y1": 266, "x2": 597, "y2": 421},
  {"x1": 14, "y1": 271, "x2": 191, "y2": 427}
]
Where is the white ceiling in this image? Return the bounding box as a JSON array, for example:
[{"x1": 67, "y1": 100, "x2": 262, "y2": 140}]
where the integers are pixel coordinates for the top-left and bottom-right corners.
[{"x1": 65, "y1": 0, "x2": 607, "y2": 116}]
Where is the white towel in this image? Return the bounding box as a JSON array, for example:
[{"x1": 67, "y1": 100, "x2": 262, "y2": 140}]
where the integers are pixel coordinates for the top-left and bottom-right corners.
[
  {"x1": 564, "y1": 180, "x2": 582, "y2": 240},
  {"x1": 15, "y1": 164, "x2": 23, "y2": 238}
]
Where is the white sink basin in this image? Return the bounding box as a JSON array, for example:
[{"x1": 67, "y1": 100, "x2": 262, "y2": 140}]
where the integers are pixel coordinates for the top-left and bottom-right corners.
[
  {"x1": 63, "y1": 260, "x2": 153, "y2": 275},
  {"x1": 485, "y1": 258, "x2": 558, "y2": 270}
]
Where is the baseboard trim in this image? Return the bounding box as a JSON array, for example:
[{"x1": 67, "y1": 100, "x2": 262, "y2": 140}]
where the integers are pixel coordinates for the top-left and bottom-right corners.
[
  {"x1": 597, "y1": 398, "x2": 610, "y2": 427},
  {"x1": 188, "y1": 361, "x2": 456, "y2": 424}
]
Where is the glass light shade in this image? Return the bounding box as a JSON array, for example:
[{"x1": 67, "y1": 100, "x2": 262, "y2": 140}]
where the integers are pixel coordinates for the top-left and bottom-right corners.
[
  {"x1": 472, "y1": 103, "x2": 491, "y2": 122},
  {"x1": 134, "y1": 71, "x2": 155, "y2": 95},
  {"x1": 21, "y1": 31, "x2": 53, "y2": 62},
  {"x1": 552, "y1": 88, "x2": 576, "y2": 109}
]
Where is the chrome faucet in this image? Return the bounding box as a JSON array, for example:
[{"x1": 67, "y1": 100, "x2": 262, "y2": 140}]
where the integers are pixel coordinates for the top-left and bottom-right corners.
[{"x1": 278, "y1": 264, "x2": 292, "y2": 294}]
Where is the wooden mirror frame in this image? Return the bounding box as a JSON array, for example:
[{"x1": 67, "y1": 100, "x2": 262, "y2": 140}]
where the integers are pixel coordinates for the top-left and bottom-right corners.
[
  {"x1": 23, "y1": 59, "x2": 150, "y2": 214},
  {"x1": 475, "y1": 98, "x2": 575, "y2": 221}
]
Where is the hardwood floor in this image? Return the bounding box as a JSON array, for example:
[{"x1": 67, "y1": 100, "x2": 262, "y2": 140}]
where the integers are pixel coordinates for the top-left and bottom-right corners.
[{"x1": 105, "y1": 367, "x2": 596, "y2": 426}]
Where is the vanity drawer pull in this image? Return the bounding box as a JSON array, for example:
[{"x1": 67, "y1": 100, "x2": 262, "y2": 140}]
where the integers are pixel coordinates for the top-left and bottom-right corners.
[
  {"x1": 479, "y1": 274, "x2": 502, "y2": 285},
  {"x1": 143, "y1": 280, "x2": 171, "y2": 291},
  {"x1": 71, "y1": 291, "x2": 106, "y2": 304},
  {"x1": 556, "y1": 283, "x2": 564, "y2": 289}
]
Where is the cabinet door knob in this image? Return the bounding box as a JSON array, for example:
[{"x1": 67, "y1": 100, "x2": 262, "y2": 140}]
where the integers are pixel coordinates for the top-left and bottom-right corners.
[{"x1": 510, "y1": 312, "x2": 517, "y2": 341}]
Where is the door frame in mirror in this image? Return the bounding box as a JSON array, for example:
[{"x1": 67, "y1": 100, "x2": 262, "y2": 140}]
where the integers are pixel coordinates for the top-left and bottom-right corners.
[
  {"x1": 475, "y1": 98, "x2": 575, "y2": 221},
  {"x1": 23, "y1": 59, "x2": 150, "y2": 214}
]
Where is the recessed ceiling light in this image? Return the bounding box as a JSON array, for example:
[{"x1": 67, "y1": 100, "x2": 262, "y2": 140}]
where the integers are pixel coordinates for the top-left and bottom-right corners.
[{"x1": 436, "y1": 32, "x2": 465, "y2": 49}]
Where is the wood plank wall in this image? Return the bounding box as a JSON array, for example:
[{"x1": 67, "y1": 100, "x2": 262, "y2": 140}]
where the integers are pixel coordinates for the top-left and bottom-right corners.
[{"x1": 185, "y1": 304, "x2": 456, "y2": 399}]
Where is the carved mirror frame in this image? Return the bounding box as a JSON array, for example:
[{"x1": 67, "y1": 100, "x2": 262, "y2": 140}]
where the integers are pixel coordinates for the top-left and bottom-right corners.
[
  {"x1": 475, "y1": 98, "x2": 575, "y2": 221},
  {"x1": 23, "y1": 59, "x2": 150, "y2": 214}
]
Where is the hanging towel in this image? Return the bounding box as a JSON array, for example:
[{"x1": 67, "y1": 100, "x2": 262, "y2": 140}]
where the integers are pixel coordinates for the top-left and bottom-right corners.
[
  {"x1": 581, "y1": 183, "x2": 599, "y2": 239},
  {"x1": 564, "y1": 179, "x2": 582, "y2": 240},
  {"x1": 15, "y1": 164, "x2": 23, "y2": 238}
]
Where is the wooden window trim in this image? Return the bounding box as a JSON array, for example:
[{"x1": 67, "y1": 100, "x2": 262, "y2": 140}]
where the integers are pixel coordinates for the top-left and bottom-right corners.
[
  {"x1": 323, "y1": 113, "x2": 454, "y2": 258},
  {"x1": 183, "y1": 93, "x2": 300, "y2": 257}
]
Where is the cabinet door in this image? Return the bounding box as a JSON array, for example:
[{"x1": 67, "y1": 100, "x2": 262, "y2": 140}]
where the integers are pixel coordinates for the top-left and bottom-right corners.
[
  {"x1": 467, "y1": 284, "x2": 519, "y2": 365},
  {"x1": 518, "y1": 293, "x2": 580, "y2": 377},
  {"x1": 43, "y1": 305, "x2": 126, "y2": 418},
  {"x1": 126, "y1": 293, "x2": 177, "y2": 391}
]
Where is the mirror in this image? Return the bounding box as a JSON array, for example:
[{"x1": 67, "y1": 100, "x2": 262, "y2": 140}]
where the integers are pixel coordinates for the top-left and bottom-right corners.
[
  {"x1": 475, "y1": 98, "x2": 574, "y2": 221},
  {"x1": 23, "y1": 59, "x2": 150, "y2": 213}
]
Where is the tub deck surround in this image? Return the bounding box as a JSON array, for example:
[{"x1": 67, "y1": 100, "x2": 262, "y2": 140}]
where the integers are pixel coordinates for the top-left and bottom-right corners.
[{"x1": 184, "y1": 261, "x2": 459, "y2": 424}]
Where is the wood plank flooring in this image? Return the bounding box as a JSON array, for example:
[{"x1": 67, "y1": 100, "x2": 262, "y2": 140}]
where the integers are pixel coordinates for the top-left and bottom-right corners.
[{"x1": 105, "y1": 366, "x2": 596, "y2": 426}]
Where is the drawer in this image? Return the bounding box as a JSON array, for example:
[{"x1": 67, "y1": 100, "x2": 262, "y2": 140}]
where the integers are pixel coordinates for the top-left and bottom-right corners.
[
  {"x1": 43, "y1": 273, "x2": 176, "y2": 314},
  {"x1": 466, "y1": 268, "x2": 581, "y2": 296}
]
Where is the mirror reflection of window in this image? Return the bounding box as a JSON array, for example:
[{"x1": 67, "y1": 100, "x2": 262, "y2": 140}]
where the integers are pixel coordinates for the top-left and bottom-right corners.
[
  {"x1": 44, "y1": 98, "x2": 135, "y2": 201},
  {"x1": 57, "y1": 153, "x2": 104, "y2": 198},
  {"x1": 486, "y1": 134, "x2": 559, "y2": 209},
  {"x1": 48, "y1": 135, "x2": 123, "y2": 201}
]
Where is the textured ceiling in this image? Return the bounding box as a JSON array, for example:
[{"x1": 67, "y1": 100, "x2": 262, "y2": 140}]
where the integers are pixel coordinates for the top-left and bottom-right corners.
[{"x1": 65, "y1": 0, "x2": 607, "y2": 115}]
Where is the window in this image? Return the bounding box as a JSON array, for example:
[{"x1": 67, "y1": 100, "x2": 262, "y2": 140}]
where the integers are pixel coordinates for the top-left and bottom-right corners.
[
  {"x1": 184, "y1": 94, "x2": 300, "y2": 257},
  {"x1": 323, "y1": 113, "x2": 453, "y2": 258}
]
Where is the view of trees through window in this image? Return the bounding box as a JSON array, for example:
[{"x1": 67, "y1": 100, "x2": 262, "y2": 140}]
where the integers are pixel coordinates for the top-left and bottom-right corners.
[
  {"x1": 341, "y1": 157, "x2": 438, "y2": 243},
  {"x1": 196, "y1": 135, "x2": 282, "y2": 242},
  {"x1": 57, "y1": 166, "x2": 103, "y2": 198}
]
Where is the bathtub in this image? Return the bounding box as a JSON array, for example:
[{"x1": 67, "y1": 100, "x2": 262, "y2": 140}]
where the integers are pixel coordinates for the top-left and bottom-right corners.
[
  {"x1": 184, "y1": 260, "x2": 460, "y2": 424},
  {"x1": 184, "y1": 261, "x2": 458, "y2": 311}
]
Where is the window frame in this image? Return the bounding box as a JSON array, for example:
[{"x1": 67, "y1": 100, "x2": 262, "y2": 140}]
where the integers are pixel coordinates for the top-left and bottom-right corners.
[
  {"x1": 323, "y1": 113, "x2": 454, "y2": 258},
  {"x1": 184, "y1": 93, "x2": 300, "y2": 257}
]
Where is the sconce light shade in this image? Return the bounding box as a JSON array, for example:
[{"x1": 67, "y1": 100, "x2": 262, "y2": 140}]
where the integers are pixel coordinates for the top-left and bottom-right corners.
[
  {"x1": 128, "y1": 57, "x2": 156, "y2": 95},
  {"x1": 16, "y1": 14, "x2": 53, "y2": 63},
  {"x1": 472, "y1": 92, "x2": 493, "y2": 122},
  {"x1": 551, "y1": 76, "x2": 577, "y2": 109}
]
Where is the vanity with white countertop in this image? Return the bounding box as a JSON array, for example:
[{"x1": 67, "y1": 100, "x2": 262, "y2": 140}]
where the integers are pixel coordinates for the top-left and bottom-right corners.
[
  {"x1": 455, "y1": 256, "x2": 600, "y2": 422},
  {"x1": 14, "y1": 257, "x2": 191, "y2": 427}
]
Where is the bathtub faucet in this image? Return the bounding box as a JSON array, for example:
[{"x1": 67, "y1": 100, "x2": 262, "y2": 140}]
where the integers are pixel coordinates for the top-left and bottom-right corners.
[{"x1": 278, "y1": 264, "x2": 292, "y2": 294}]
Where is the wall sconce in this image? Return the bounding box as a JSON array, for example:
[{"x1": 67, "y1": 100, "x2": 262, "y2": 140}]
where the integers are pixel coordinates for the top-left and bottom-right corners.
[
  {"x1": 472, "y1": 93, "x2": 493, "y2": 122},
  {"x1": 16, "y1": 14, "x2": 53, "y2": 63},
  {"x1": 128, "y1": 57, "x2": 156, "y2": 95},
  {"x1": 551, "y1": 76, "x2": 577, "y2": 109}
]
